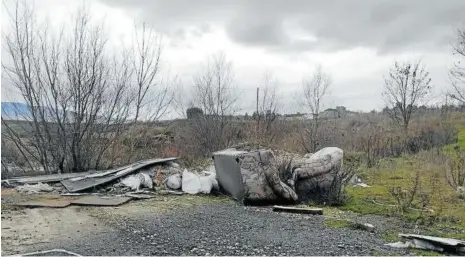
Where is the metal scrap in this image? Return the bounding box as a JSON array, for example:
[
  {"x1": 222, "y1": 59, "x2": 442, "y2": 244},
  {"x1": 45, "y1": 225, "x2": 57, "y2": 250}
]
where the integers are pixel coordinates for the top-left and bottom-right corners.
[
  {"x1": 399, "y1": 234, "x2": 465, "y2": 254},
  {"x1": 2, "y1": 171, "x2": 95, "y2": 185},
  {"x1": 60, "y1": 158, "x2": 177, "y2": 192},
  {"x1": 15, "y1": 199, "x2": 71, "y2": 208},
  {"x1": 71, "y1": 195, "x2": 132, "y2": 206}
]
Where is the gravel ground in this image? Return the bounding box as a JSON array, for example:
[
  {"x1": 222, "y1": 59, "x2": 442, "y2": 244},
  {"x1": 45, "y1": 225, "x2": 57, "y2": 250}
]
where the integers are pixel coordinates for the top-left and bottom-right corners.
[{"x1": 1, "y1": 196, "x2": 414, "y2": 256}]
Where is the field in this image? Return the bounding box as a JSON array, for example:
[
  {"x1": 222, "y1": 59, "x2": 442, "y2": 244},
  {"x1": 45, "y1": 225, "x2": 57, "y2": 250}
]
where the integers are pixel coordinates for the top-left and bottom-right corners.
[{"x1": 2, "y1": 110, "x2": 465, "y2": 255}]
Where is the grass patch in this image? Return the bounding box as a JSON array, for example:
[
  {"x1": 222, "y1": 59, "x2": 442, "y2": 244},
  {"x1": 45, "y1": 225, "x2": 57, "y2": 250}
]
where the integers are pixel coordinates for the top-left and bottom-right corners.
[
  {"x1": 344, "y1": 146, "x2": 465, "y2": 238},
  {"x1": 443, "y1": 124, "x2": 465, "y2": 151},
  {"x1": 325, "y1": 219, "x2": 353, "y2": 229},
  {"x1": 411, "y1": 249, "x2": 442, "y2": 256},
  {"x1": 382, "y1": 230, "x2": 399, "y2": 242}
]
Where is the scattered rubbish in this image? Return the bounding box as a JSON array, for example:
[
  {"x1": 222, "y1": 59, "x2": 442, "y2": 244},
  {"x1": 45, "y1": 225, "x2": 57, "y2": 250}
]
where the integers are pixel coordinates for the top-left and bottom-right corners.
[
  {"x1": 6, "y1": 249, "x2": 82, "y2": 257},
  {"x1": 349, "y1": 222, "x2": 375, "y2": 232},
  {"x1": 168, "y1": 161, "x2": 180, "y2": 168},
  {"x1": 398, "y1": 234, "x2": 465, "y2": 254},
  {"x1": 182, "y1": 170, "x2": 202, "y2": 194},
  {"x1": 199, "y1": 172, "x2": 218, "y2": 194},
  {"x1": 360, "y1": 223, "x2": 375, "y2": 232},
  {"x1": 165, "y1": 174, "x2": 182, "y2": 190},
  {"x1": 457, "y1": 186, "x2": 465, "y2": 197},
  {"x1": 15, "y1": 182, "x2": 55, "y2": 194},
  {"x1": 121, "y1": 173, "x2": 153, "y2": 190},
  {"x1": 60, "y1": 193, "x2": 89, "y2": 196},
  {"x1": 272, "y1": 205, "x2": 323, "y2": 215},
  {"x1": 213, "y1": 147, "x2": 344, "y2": 204},
  {"x1": 348, "y1": 174, "x2": 362, "y2": 185},
  {"x1": 181, "y1": 170, "x2": 218, "y2": 194},
  {"x1": 353, "y1": 183, "x2": 371, "y2": 188},
  {"x1": 15, "y1": 199, "x2": 71, "y2": 208},
  {"x1": 212, "y1": 149, "x2": 248, "y2": 201},
  {"x1": 384, "y1": 241, "x2": 415, "y2": 249},
  {"x1": 61, "y1": 158, "x2": 177, "y2": 192},
  {"x1": 71, "y1": 196, "x2": 132, "y2": 206}
]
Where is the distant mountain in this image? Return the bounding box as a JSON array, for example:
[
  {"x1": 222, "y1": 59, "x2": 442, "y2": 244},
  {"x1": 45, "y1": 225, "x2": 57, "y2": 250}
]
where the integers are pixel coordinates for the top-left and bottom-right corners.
[
  {"x1": 1, "y1": 102, "x2": 32, "y2": 121},
  {"x1": 1, "y1": 102, "x2": 68, "y2": 122},
  {"x1": 1, "y1": 102, "x2": 116, "y2": 124}
]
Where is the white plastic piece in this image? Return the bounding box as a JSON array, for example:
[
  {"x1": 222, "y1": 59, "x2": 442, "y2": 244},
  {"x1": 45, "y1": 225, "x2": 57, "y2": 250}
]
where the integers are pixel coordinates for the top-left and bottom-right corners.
[
  {"x1": 165, "y1": 174, "x2": 182, "y2": 190},
  {"x1": 15, "y1": 182, "x2": 54, "y2": 194},
  {"x1": 181, "y1": 170, "x2": 218, "y2": 194},
  {"x1": 182, "y1": 170, "x2": 201, "y2": 194},
  {"x1": 121, "y1": 173, "x2": 153, "y2": 191}
]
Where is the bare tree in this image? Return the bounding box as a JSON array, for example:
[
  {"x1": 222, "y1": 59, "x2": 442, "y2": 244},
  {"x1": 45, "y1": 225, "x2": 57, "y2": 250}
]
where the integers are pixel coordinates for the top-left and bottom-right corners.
[
  {"x1": 123, "y1": 24, "x2": 174, "y2": 162},
  {"x1": 188, "y1": 52, "x2": 239, "y2": 156},
  {"x1": 1, "y1": 1, "x2": 168, "y2": 173},
  {"x1": 131, "y1": 22, "x2": 172, "y2": 122},
  {"x1": 301, "y1": 65, "x2": 332, "y2": 152},
  {"x1": 255, "y1": 71, "x2": 281, "y2": 143},
  {"x1": 450, "y1": 27, "x2": 465, "y2": 104},
  {"x1": 382, "y1": 60, "x2": 432, "y2": 131}
]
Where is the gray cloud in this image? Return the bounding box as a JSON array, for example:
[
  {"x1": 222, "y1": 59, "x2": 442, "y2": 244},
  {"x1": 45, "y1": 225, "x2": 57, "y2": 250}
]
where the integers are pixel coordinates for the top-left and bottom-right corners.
[{"x1": 99, "y1": 0, "x2": 465, "y2": 54}]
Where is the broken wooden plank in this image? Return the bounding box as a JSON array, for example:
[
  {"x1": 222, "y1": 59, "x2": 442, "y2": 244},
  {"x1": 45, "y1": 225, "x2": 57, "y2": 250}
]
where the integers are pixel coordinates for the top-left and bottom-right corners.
[
  {"x1": 61, "y1": 157, "x2": 178, "y2": 193},
  {"x1": 16, "y1": 199, "x2": 71, "y2": 208},
  {"x1": 272, "y1": 205, "x2": 323, "y2": 215},
  {"x1": 71, "y1": 196, "x2": 132, "y2": 206}
]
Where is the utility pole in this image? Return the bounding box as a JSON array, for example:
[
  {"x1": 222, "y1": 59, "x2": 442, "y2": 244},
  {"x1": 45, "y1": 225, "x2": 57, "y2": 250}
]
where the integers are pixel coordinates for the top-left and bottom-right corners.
[{"x1": 256, "y1": 87, "x2": 259, "y2": 133}]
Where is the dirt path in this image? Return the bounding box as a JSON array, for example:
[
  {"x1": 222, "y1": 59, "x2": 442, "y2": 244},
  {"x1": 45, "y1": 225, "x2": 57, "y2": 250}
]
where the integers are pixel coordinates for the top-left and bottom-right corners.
[
  {"x1": 1, "y1": 206, "x2": 114, "y2": 256},
  {"x1": 1, "y1": 192, "x2": 414, "y2": 256}
]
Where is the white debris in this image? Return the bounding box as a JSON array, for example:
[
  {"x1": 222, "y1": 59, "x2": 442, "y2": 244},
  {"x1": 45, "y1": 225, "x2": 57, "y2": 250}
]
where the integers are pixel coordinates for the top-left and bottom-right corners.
[
  {"x1": 182, "y1": 170, "x2": 202, "y2": 194},
  {"x1": 11, "y1": 248, "x2": 82, "y2": 256},
  {"x1": 457, "y1": 186, "x2": 465, "y2": 197},
  {"x1": 362, "y1": 223, "x2": 375, "y2": 232},
  {"x1": 165, "y1": 174, "x2": 182, "y2": 190},
  {"x1": 348, "y1": 174, "x2": 362, "y2": 185},
  {"x1": 199, "y1": 173, "x2": 218, "y2": 194},
  {"x1": 182, "y1": 170, "x2": 218, "y2": 194},
  {"x1": 168, "y1": 161, "x2": 180, "y2": 168},
  {"x1": 121, "y1": 173, "x2": 153, "y2": 191},
  {"x1": 399, "y1": 233, "x2": 465, "y2": 253},
  {"x1": 384, "y1": 241, "x2": 415, "y2": 249},
  {"x1": 353, "y1": 183, "x2": 371, "y2": 188},
  {"x1": 16, "y1": 182, "x2": 55, "y2": 194}
]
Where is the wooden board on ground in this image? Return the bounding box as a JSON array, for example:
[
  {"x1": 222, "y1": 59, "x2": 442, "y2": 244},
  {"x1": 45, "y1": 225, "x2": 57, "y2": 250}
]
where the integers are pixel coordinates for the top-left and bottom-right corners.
[
  {"x1": 16, "y1": 199, "x2": 71, "y2": 208},
  {"x1": 272, "y1": 205, "x2": 323, "y2": 215},
  {"x1": 71, "y1": 196, "x2": 132, "y2": 206}
]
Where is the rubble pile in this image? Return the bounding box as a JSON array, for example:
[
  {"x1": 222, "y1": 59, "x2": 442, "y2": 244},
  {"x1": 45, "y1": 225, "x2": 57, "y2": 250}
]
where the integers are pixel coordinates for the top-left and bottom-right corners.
[
  {"x1": 2, "y1": 147, "x2": 356, "y2": 207},
  {"x1": 1, "y1": 157, "x2": 220, "y2": 207}
]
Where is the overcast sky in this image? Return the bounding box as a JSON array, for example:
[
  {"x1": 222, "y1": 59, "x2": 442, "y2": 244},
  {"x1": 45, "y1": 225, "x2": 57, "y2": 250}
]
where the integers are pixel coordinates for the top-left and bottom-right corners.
[{"x1": 2, "y1": 0, "x2": 465, "y2": 116}]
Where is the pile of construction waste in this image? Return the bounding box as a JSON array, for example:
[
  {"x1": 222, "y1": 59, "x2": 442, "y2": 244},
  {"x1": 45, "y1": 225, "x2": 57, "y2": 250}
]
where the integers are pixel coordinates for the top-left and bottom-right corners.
[
  {"x1": 2, "y1": 147, "x2": 353, "y2": 206},
  {"x1": 2, "y1": 157, "x2": 221, "y2": 207}
]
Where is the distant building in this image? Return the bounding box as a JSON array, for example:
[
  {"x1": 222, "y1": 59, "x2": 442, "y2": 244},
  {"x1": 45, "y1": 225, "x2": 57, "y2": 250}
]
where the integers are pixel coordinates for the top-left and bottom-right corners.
[
  {"x1": 281, "y1": 113, "x2": 308, "y2": 121},
  {"x1": 319, "y1": 106, "x2": 355, "y2": 119}
]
